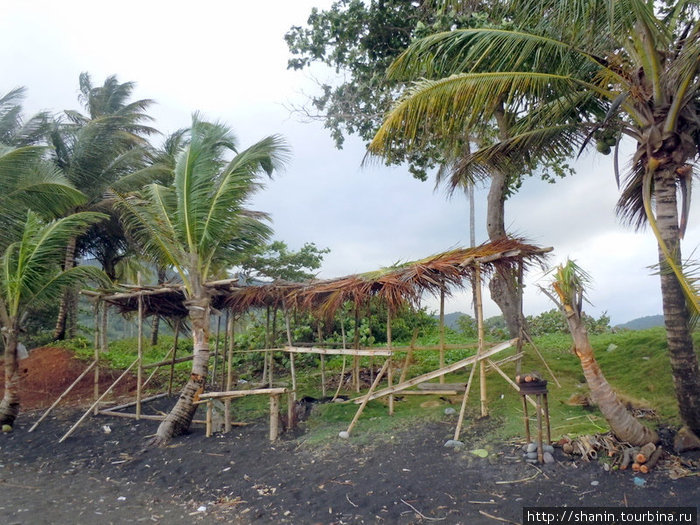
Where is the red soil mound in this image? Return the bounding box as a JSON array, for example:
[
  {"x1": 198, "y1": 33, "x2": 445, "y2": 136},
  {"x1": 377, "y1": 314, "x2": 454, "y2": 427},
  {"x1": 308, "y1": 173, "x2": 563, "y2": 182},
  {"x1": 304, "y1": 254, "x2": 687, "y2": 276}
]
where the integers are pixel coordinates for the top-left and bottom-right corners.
[{"x1": 0, "y1": 346, "x2": 137, "y2": 410}]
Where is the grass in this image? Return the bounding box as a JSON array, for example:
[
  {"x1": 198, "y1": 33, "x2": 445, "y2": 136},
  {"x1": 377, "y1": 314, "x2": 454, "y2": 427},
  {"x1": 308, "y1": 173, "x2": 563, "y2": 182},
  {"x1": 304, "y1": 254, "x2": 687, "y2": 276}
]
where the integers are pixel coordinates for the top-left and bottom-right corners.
[{"x1": 54, "y1": 326, "x2": 699, "y2": 444}]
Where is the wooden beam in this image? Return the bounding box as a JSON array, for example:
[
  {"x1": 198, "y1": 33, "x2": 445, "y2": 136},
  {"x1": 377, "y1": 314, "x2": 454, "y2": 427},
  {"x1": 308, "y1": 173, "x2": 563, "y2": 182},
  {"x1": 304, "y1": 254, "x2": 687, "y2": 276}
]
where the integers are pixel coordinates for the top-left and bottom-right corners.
[
  {"x1": 198, "y1": 387, "x2": 288, "y2": 400},
  {"x1": 285, "y1": 346, "x2": 391, "y2": 356},
  {"x1": 353, "y1": 339, "x2": 517, "y2": 403}
]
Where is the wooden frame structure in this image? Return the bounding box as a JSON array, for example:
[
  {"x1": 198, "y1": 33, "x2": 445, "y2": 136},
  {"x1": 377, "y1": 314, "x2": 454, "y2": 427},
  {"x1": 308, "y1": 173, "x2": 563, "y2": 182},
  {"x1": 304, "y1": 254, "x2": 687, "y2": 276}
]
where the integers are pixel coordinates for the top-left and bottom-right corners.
[{"x1": 42, "y1": 237, "x2": 556, "y2": 443}]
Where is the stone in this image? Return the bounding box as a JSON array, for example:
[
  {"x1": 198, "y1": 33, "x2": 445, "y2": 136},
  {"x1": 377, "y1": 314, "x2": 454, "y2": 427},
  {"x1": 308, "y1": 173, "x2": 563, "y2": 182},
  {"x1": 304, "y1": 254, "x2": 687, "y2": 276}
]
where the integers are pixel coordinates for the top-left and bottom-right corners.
[
  {"x1": 543, "y1": 444, "x2": 554, "y2": 454},
  {"x1": 673, "y1": 426, "x2": 700, "y2": 454},
  {"x1": 444, "y1": 407, "x2": 457, "y2": 416},
  {"x1": 526, "y1": 443, "x2": 538, "y2": 453},
  {"x1": 1, "y1": 424, "x2": 11, "y2": 433},
  {"x1": 338, "y1": 431, "x2": 350, "y2": 439},
  {"x1": 444, "y1": 439, "x2": 465, "y2": 449},
  {"x1": 543, "y1": 451, "x2": 555, "y2": 464},
  {"x1": 526, "y1": 451, "x2": 538, "y2": 460}
]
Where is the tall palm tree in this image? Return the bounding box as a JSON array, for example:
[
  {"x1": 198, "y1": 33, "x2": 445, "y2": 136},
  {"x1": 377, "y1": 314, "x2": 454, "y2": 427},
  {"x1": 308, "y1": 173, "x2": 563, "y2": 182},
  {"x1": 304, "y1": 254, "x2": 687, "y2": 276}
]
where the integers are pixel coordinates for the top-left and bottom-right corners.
[
  {"x1": 0, "y1": 87, "x2": 51, "y2": 147},
  {"x1": 369, "y1": 0, "x2": 700, "y2": 435},
  {"x1": 116, "y1": 114, "x2": 289, "y2": 444},
  {"x1": 0, "y1": 211, "x2": 108, "y2": 427},
  {"x1": 50, "y1": 73, "x2": 157, "y2": 339},
  {"x1": 544, "y1": 261, "x2": 658, "y2": 445}
]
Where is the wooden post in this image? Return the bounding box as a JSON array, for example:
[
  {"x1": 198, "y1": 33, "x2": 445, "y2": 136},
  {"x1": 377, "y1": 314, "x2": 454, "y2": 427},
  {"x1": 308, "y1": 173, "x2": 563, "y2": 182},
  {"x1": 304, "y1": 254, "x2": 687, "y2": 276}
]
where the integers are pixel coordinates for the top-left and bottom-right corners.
[
  {"x1": 206, "y1": 400, "x2": 213, "y2": 438},
  {"x1": 536, "y1": 394, "x2": 544, "y2": 463},
  {"x1": 399, "y1": 328, "x2": 418, "y2": 384},
  {"x1": 284, "y1": 302, "x2": 296, "y2": 401},
  {"x1": 439, "y1": 286, "x2": 446, "y2": 384},
  {"x1": 270, "y1": 393, "x2": 280, "y2": 441},
  {"x1": 263, "y1": 305, "x2": 271, "y2": 384},
  {"x1": 332, "y1": 317, "x2": 348, "y2": 401},
  {"x1": 353, "y1": 304, "x2": 360, "y2": 392},
  {"x1": 93, "y1": 299, "x2": 100, "y2": 415},
  {"x1": 516, "y1": 259, "x2": 524, "y2": 376},
  {"x1": 168, "y1": 318, "x2": 181, "y2": 396},
  {"x1": 136, "y1": 274, "x2": 143, "y2": 420},
  {"x1": 522, "y1": 395, "x2": 531, "y2": 443},
  {"x1": 474, "y1": 263, "x2": 487, "y2": 417},
  {"x1": 345, "y1": 357, "x2": 390, "y2": 436},
  {"x1": 387, "y1": 308, "x2": 393, "y2": 415},
  {"x1": 225, "y1": 311, "x2": 234, "y2": 433}
]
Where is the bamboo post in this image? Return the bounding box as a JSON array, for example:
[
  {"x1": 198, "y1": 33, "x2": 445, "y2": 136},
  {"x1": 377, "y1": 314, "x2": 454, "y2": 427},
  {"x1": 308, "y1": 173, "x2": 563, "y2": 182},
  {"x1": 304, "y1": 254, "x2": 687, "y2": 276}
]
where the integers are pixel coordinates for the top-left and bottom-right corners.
[
  {"x1": 136, "y1": 274, "x2": 143, "y2": 420},
  {"x1": 318, "y1": 323, "x2": 326, "y2": 397},
  {"x1": 264, "y1": 305, "x2": 271, "y2": 384},
  {"x1": 399, "y1": 328, "x2": 418, "y2": 384},
  {"x1": 536, "y1": 394, "x2": 544, "y2": 463},
  {"x1": 206, "y1": 400, "x2": 213, "y2": 438},
  {"x1": 332, "y1": 316, "x2": 348, "y2": 401},
  {"x1": 29, "y1": 360, "x2": 98, "y2": 432},
  {"x1": 353, "y1": 304, "x2": 360, "y2": 392},
  {"x1": 439, "y1": 286, "x2": 446, "y2": 384},
  {"x1": 523, "y1": 331, "x2": 562, "y2": 388},
  {"x1": 220, "y1": 309, "x2": 229, "y2": 391},
  {"x1": 168, "y1": 318, "x2": 181, "y2": 396},
  {"x1": 225, "y1": 311, "x2": 234, "y2": 433},
  {"x1": 522, "y1": 395, "x2": 531, "y2": 443},
  {"x1": 344, "y1": 357, "x2": 391, "y2": 437},
  {"x1": 59, "y1": 357, "x2": 138, "y2": 443},
  {"x1": 387, "y1": 308, "x2": 393, "y2": 415},
  {"x1": 474, "y1": 263, "x2": 487, "y2": 417},
  {"x1": 284, "y1": 303, "x2": 297, "y2": 401},
  {"x1": 453, "y1": 363, "x2": 477, "y2": 441},
  {"x1": 211, "y1": 314, "x2": 221, "y2": 387},
  {"x1": 270, "y1": 393, "x2": 280, "y2": 441},
  {"x1": 93, "y1": 299, "x2": 100, "y2": 415}
]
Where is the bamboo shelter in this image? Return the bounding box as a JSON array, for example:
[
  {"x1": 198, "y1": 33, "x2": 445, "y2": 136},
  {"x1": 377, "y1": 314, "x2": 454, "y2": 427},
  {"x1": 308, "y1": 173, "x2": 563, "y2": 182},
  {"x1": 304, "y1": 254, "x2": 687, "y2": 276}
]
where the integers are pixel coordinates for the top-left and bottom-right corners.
[{"x1": 45, "y1": 237, "x2": 556, "y2": 443}]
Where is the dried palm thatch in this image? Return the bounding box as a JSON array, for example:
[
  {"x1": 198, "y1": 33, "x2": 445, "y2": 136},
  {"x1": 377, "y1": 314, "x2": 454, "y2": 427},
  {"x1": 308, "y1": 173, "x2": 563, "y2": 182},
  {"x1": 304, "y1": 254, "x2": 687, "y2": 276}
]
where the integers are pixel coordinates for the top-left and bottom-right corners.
[{"x1": 87, "y1": 237, "x2": 550, "y2": 320}]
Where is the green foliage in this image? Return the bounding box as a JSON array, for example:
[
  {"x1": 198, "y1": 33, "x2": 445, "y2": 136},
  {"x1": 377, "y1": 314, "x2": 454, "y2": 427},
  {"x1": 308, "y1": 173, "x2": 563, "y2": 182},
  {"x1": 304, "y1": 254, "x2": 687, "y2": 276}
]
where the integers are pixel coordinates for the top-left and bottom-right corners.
[
  {"x1": 238, "y1": 240, "x2": 329, "y2": 282},
  {"x1": 526, "y1": 309, "x2": 611, "y2": 336}
]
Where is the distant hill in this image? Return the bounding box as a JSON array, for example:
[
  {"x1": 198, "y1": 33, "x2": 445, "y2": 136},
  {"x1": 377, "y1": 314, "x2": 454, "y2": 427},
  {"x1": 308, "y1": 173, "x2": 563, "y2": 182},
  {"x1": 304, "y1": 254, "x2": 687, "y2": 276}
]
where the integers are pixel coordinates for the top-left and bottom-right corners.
[
  {"x1": 434, "y1": 311, "x2": 468, "y2": 330},
  {"x1": 615, "y1": 315, "x2": 664, "y2": 330}
]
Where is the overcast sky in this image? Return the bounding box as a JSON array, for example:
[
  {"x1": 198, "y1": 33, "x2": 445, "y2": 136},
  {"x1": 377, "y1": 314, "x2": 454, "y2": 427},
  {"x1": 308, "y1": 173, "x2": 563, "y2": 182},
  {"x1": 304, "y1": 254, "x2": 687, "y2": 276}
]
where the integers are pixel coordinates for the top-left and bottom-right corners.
[{"x1": 2, "y1": 1, "x2": 698, "y2": 325}]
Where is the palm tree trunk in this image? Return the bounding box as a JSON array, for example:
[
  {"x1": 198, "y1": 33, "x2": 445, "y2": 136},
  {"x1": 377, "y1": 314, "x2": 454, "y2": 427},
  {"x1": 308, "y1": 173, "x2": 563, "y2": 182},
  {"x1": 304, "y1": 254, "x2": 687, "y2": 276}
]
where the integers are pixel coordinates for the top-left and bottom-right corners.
[
  {"x1": 0, "y1": 326, "x2": 20, "y2": 427},
  {"x1": 53, "y1": 236, "x2": 77, "y2": 340},
  {"x1": 562, "y1": 303, "x2": 658, "y2": 445},
  {"x1": 654, "y1": 171, "x2": 700, "y2": 435},
  {"x1": 486, "y1": 168, "x2": 523, "y2": 338},
  {"x1": 152, "y1": 292, "x2": 210, "y2": 445}
]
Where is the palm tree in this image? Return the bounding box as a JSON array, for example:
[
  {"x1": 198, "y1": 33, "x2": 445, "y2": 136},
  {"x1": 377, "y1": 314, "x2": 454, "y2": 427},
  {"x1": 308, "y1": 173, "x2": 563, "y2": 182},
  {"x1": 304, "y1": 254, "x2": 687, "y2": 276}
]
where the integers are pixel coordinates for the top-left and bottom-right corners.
[
  {"x1": 0, "y1": 87, "x2": 51, "y2": 147},
  {"x1": 116, "y1": 114, "x2": 289, "y2": 444},
  {"x1": 369, "y1": 0, "x2": 700, "y2": 435},
  {"x1": 0, "y1": 211, "x2": 108, "y2": 427},
  {"x1": 544, "y1": 261, "x2": 658, "y2": 445},
  {"x1": 50, "y1": 73, "x2": 157, "y2": 339}
]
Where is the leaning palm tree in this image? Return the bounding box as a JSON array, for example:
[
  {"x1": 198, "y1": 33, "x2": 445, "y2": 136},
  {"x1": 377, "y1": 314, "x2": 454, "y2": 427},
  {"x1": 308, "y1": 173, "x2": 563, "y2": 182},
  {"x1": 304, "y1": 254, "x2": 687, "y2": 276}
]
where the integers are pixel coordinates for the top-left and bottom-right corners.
[
  {"x1": 543, "y1": 260, "x2": 658, "y2": 445},
  {"x1": 369, "y1": 0, "x2": 700, "y2": 435},
  {"x1": 116, "y1": 114, "x2": 289, "y2": 444},
  {"x1": 0, "y1": 211, "x2": 108, "y2": 427}
]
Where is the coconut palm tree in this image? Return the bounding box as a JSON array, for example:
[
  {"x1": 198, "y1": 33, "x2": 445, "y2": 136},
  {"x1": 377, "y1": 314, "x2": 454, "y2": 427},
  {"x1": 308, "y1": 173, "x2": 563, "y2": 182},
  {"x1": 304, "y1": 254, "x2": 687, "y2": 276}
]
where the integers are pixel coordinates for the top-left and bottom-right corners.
[
  {"x1": 543, "y1": 260, "x2": 658, "y2": 445},
  {"x1": 116, "y1": 114, "x2": 289, "y2": 444},
  {"x1": 50, "y1": 73, "x2": 157, "y2": 339},
  {"x1": 0, "y1": 87, "x2": 51, "y2": 147},
  {"x1": 0, "y1": 211, "x2": 108, "y2": 427},
  {"x1": 369, "y1": 0, "x2": 700, "y2": 435}
]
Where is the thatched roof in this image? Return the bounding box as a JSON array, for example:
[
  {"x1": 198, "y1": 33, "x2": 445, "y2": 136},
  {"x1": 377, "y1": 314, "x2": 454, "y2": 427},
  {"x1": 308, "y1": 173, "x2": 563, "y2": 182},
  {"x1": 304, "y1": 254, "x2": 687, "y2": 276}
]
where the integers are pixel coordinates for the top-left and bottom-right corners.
[{"x1": 89, "y1": 238, "x2": 551, "y2": 319}]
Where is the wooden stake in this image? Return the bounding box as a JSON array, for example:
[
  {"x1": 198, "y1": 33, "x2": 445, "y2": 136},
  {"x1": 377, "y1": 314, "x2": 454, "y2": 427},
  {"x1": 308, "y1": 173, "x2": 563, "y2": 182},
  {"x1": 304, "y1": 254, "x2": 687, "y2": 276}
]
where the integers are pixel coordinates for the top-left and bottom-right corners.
[
  {"x1": 399, "y1": 328, "x2": 418, "y2": 384},
  {"x1": 29, "y1": 359, "x2": 98, "y2": 432},
  {"x1": 345, "y1": 357, "x2": 390, "y2": 436},
  {"x1": 474, "y1": 263, "x2": 487, "y2": 417},
  {"x1": 211, "y1": 314, "x2": 221, "y2": 388},
  {"x1": 487, "y1": 359, "x2": 536, "y2": 408},
  {"x1": 59, "y1": 358, "x2": 138, "y2": 443},
  {"x1": 318, "y1": 323, "x2": 326, "y2": 397},
  {"x1": 439, "y1": 286, "x2": 446, "y2": 384},
  {"x1": 353, "y1": 304, "x2": 360, "y2": 392},
  {"x1": 206, "y1": 400, "x2": 213, "y2": 438},
  {"x1": 523, "y1": 331, "x2": 561, "y2": 388},
  {"x1": 387, "y1": 308, "x2": 393, "y2": 415},
  {"x1": 283, "y1": 302, "x2": 296, "y2": 400},
  {"x1": 168, "y1": 318, "x2": 181, "y2": 396},
  {"x1": 332, "y1": 317, "x2": 348, "y2": 401},
  {"x1": 136, "y1": 274, "x2": 143, "y2": 420},
  {"x1": 516, "y1": 259, "x2": 524, "y2": 376}
]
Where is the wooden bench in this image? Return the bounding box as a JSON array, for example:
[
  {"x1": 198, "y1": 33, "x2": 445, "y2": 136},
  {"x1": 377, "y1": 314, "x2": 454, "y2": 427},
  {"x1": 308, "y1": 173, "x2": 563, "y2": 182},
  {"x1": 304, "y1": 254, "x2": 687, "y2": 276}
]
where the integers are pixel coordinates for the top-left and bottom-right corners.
[{"x1": 197, "y1": 387, "x2": 291, "y2": 441}]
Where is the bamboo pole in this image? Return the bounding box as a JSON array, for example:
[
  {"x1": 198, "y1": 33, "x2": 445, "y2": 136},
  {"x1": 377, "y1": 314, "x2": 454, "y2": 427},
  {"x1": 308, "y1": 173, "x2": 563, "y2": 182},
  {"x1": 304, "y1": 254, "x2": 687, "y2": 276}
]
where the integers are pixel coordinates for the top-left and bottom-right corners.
[
  {"x1": 399, "y1": 328, "x2": 418, "y2": 384},
  {"x1": 168, "y1": 318, "x2": 181, "y2": 395},
  {"x1": 439, "y1": 287, "x2": 446, "y2": 384},
  {"x1": 487, "y1": 359, "x2": 536, "y2": 408},
  {"x1": 270, "y1": 394, "x2": 280, "y2": 441},
  {"x1": 29, "y1": 359, "x2": 98, "y2": 432},
  {"x1": 101, "y1": 393, "x2": 167, "y2": 413},
  {"x1": 136, "y1": 274, "x2": 144, "y2": 420},
  {"x1": 516, "y1": 259, "x2": 524, "y2": 376},
  {"x1": 142, "y1": 345, "x2": 175, "y2": 390},
  {"x1": 93, "y1": 300, "x2": 100, "y2": 415},
  {"x1": 353, "y1": 304, "x2": 360, "y2": 392},
  {"x1": 225, "y1": 310, "x2": 234, "y2": 433},
  {"x1": 59, "y1": 357, "x2": 139, "y2": 443},
  {"x1": 523, "y1": 331, "x2": 561, "y2": 388},
  {"x1": 284, "y1": 346, "x2": 391, "y2": 356},
  {"x1": 453, "y1": 363, "x2": 477, "y2": 441},
  {"x1": 211, "y1": 314, "x2": 221, "y2": 388},
  {"x1": 318, "y1": 323, "x2": 326, "y2": 397},
  {"x1": 344, "y1": 357, "x2": 391, "y2": 436},
  {"x1": 284, "y1": 303, "x2": 296, "y2": 401},
  {"x1": 332, "y1": 317, "x2": 348, "y2": 401},
  {"x1": 474, "y1": 263, "x2": 487, "y2": 417},
  {"x1": 387, "y1": 308, "x2": 393, "y2": 415}
]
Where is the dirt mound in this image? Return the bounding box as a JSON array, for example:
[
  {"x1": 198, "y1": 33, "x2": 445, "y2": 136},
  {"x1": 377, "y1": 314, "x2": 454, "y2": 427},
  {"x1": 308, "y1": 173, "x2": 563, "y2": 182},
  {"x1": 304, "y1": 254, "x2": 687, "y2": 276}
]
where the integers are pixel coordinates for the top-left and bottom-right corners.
[{"x1": 0, "y1": 346, "x2": 137, "y2": 410}]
